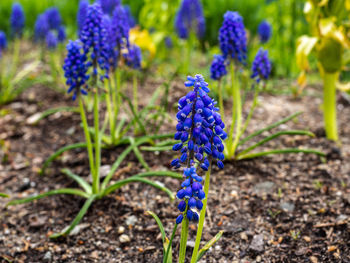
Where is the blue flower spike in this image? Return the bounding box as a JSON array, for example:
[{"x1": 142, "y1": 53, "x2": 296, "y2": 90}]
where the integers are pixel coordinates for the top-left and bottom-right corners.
[
  {"x1": 219, "y1": 11, "x2": 247, "y2": 64},
  {"x1": 80, "y1": 3, "x2": 110, "y2": 80},
  {"x1": 46, "y1": 31, "x2": 58, "y2": 50},
  {"x1": 210, "y1": 54, "x2": 227, "y2": 80},
  {"x1": 175, "y1": 0, "x2": 205, "y2": 40},
  {"x1": 124, "y1": 44, "x2": 142, "y2": 70},
  {"x1": 251, "y1": 48, "x2": 272, "y2": 83},
  {"x1": 77, "y1": 0, "x2": 89, "y2": 35},
  {"x1": 258, "y1": 20, "x2": 272, "y2": 44},
  {"x1": 34, "y1": 14, "x2": 49, "y2": 42},
  {"x1": 10, "y1": 3, "x2": 25, "y2": 38},
  {"x1": 171, "y1": 74, "x2": 227, "y2": 224}
]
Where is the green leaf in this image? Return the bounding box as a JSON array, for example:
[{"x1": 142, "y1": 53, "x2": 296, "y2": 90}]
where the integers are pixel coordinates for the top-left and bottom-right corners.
[
  {"x1": 27, "y1": 106, "x2": 79, "y2": 125},
  {"x1": 238, "y1": 112, "x2": 303, "y2": 146},
  {"x1": 61, "y1": 168, "x2": 92, "y2": 194},
  {"x1": 128, "y1": 137, "x2": 150, "y2": 171},
  {"x1": 236, "y1": 148, "x2": 325, "y2": 160},
  {"x1": 50, "y1": 194, "x2": 97, "y2": 238},
  {"x1": 102, "y1": 177, "x2": 174, "y2": 200},
  {"x1": 146, "y1": 211, "x2": 167, "y2": 243},
  {"x1": 131, "y1": 171, "x2": 182, "y2": 180},
  {"x1": 140, "y1": 145, "x2": 173, "y2": 152},
  {"x1": 237, "y1": 130, "x2": 315, "y2": 158},
  {"x1": 40, "y1": 143, "x2": 87, "y2": 175},
  {"x1": 0, "y1": 193, "x2": 9, "y2": 198},
  {"x1": 6, "y1": 188, "x2": 89, "y2": 207},
  {"x1": 196, "y1": 231, "x2": 224, "y2": 262}
]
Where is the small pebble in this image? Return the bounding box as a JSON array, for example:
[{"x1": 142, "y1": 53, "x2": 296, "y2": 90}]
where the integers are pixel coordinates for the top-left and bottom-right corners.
[
  {"x1": 119, "y1": 234, "x2": 131, "y2": 243},
  {"x1": 118, "y1": 226, "x2": 125, "y2": 234}
]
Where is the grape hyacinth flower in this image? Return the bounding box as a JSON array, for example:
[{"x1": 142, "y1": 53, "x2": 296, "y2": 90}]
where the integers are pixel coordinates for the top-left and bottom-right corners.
[
  {"x1": 111, "y1": 5, "x2": 130, "y2": 51},
  {"x1": 124, "y1": 5, "x2": 136, "y2": 28},
  {"x1": 0, "y1": 31, "x2": 7, "y2": 50},
  {"x1": 171, "y1": 74, "x2": 227, "y2": 224},
  {"x1": 210, "y1": 55, "x2": 227, "y2": 80},
  {"x1": 45, "y1": 7, "x2": 62, "y2": 30},
  {"x1": 10, "y1": 3, "x2": 25, "y2": 38},
  {"x1": 251, "y1": 48, "x2": 272, "y2": 83},
  {"x1": 124, "y1": 45, "x2": 142, "y2": 70},
  {"x1": 165, "y1": 36, "x2": 173, "y2": 49},
  {"x1": 175, "y1": 0, "x2": 205, "y2": 39},
  {"x1": 80, "y1": 3, "x2": 110, "y2": 80},
  {"x1": 77, "y1": 0, "x2": 89, "y2": 35},
  {"x1": 57, "y1": 26, "x2": 66, "y2": 43},
  {"x1": 219, "y1": 11, "x2": 247, "y2": 64},
  {"x1": 46, "y1": 31, "x2": 58, "y2": 50},
  {"x1": 257, "y1": 20, "x2": 272, "y2": 44},
  {"x1": 98, "y1": 0, "x2": 120, "y2": 15},
  {"x1": 102, "y1": 15, "x2": 118, "y2": 70},
  {"x1": 34, "y1": 14, "x2": 49, "y2": 42},
  {"x1": 63, "y1": 40, "x2": 89, "y2": 101}
]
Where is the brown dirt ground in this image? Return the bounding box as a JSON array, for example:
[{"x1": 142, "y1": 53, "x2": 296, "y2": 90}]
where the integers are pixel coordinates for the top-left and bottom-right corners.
[{"x1": 1, "y1": 77, "x2": 350, "y2": 263}]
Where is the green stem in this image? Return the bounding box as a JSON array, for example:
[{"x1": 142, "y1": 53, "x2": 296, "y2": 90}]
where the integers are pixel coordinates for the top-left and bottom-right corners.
[
  {"x1": 79, "y1": 98, "x2": 95, "y2": 180},
  {"x1": 322, "y1": 72, "x2": 338, "y2": 141},
  {"x1": 164, "y1": 223, "x2": 178, "y2": 263},
  {"x1": 231, "y1": 63, "x2": 242, "y2": 155},
  {"x1": 105, "y1": 79, "x2": 115, "y2": 143},
  {"x1": 241, "y1": 86, "x2": 259, "y2": 137},
  {"x1": 133, "y1": 71, "x2": 138, "y2": 115},
  {"x1": 178, "y1": 218, "x2": 189, "y2": 263},
  {"x1": 11, "y1": 38, "x2": 20, "y2": 79},
  {"x1": 93, "y1": 88, "x2": 100, "y2": 194},
  {"x1": 227, "y1": 63, "x2": 236, "y2": 158},
  {"x1": 218, "y1": 79, "x2": 225, "y2": 124},
  {"x1": 190, "y1": 161, "x2": 212, "y2": 263},
  {"x1": 110, "y1": 71, "x2": 117, "y2": 143}
]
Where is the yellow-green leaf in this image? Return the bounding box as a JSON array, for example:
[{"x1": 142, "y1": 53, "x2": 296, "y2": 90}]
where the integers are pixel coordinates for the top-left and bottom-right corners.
[{"x1": 296, "y1": 36, "x2": 318, "y2": 70}]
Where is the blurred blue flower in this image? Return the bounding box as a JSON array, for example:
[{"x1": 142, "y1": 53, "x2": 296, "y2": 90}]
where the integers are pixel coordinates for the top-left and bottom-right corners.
[
  {"x1": 80, "y1": 3, "x2": 110, "y2": 80},
  {"x1": 45, "y1": 7, "x2": 62, "y2": 30},
  {"x1": 0, "y1": 31, "x2": 7, "y2": 50},
  {"x1": 77, "y1": 0, "x2": 89, "y2": 35},
  {"x1": 10, "y1": 3, "x2": 25, "y2": 38},
  {"x1": 46, "y1": 31, "x2": 58, "y2": 50},
  {"x1": 165, "y1": 36, "x2": 173, "y2": 49},
  {"x1": 175, "y1": 0, "x2": 205, "y2": 39},
  {"x1": 123, "y1": 5, "x2": 136, "y2": 27},
  {"x1": 124, "y1": 45, "x2": 142, "y2": 70},
  {"x1": 210, "y1": 54, "x2": 227, "y2": 80},
  {"x1": 63, "y1": 40, "x2": 89, "y2": 101},
  {"x1": 98, "y1": 0, "x2": 120, "y2": 15},
  {"x1": 251, "y1": 48, "x2": 272, "y2": 83},
  {"x1": 172, "y1": 74, "x2": 226, "y2": 223},
  {"x1": 219, "y1": 11, "x2": 247, "y2": 64},
  {"x1": 57, "y1": 26, "x2": 66, "y2": 43},
  {"x1": 34, "y1": 14, "x2": 49, "y2": 42},
  {"x1": 257, "y1": 20, "x2": 272, "y2": 44},
  {"x1": 111, "y1": 5, "x2": 130, "y2": 51}
]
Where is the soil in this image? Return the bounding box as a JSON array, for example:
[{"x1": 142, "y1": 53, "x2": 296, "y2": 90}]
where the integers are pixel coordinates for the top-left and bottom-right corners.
[{"x1": 1, "y1": 77, "x2": 350, "y2": 263}]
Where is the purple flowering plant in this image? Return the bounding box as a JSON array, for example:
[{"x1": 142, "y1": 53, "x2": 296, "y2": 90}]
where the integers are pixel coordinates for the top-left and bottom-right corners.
[
  {"x1": 148, "y1": 75, "x2": 226, "y2": 263},
  {"x1": 210, "y1": 12, "x2": 324, "y2": 161},
  {"x1": 7, "y1": 3, "x2": 180, "y2": 239}
]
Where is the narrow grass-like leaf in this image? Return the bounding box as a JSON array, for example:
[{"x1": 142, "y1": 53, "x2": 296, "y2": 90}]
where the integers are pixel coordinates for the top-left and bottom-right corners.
[
  {"x1": 50, "y1": 194, "x2": 97, "y2": 239},
  {"x1": 236, "y1": 148, "x2": 325, "y2": 160},
  {"x1": 129, "y1": 137, "x2": 150, "y2": 171},
  {"x1": 131, "y1": 171, "x2": 182, "y2": 180},
  {"x1": 29, "y1": 106, "x2": 79, "y2": 124},
  {"x1": 239, "y1": 111, "x2": 303, "y2": 146},
  {"x1": 196, "y1": 231, "x2": 224, "y2": 262},
  {"x1": 164, "y1": 223, "x2": 177, "y2": 263},
  {"x1": 101, "y1": 137, "x2": 151, "y2": 190},
  {"x1": 61, "y1": 168, "x2": 92, "y2": 194},
  {"x1": 6, "y1": 188, "x2": 89, "y2": 207},
  {"x1": 40, "y1": 142, "x2": 87, "y2": 175},
  {"x1": 236, "y1": 130, "x2": 315, "y2": 158},
  {"x1": 102, "y1": 177, "x2": 174, "y2": 200},
  {"x1": 140, "y1": 145, "x2": 173, "y2": 152},
  {"x1": 120, "y1": 92, "x2": 147, "y2": 134},
  {"x1": 0, "y1": 193, "x2": 9, "y2": 198},
  {"x1": 146, "y1": 211, "x2": 167, "y2": 243}
]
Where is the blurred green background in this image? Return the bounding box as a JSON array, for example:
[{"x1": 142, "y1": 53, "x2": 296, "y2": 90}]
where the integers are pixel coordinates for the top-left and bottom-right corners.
[{"x1": 0, "y1": 0, "x2": 309, "y2": 76}]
